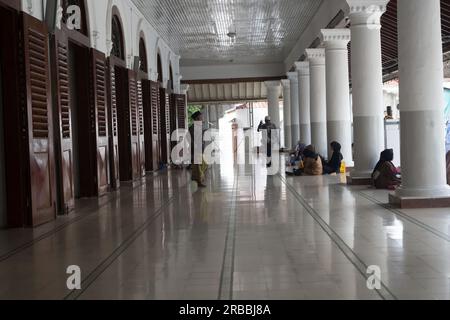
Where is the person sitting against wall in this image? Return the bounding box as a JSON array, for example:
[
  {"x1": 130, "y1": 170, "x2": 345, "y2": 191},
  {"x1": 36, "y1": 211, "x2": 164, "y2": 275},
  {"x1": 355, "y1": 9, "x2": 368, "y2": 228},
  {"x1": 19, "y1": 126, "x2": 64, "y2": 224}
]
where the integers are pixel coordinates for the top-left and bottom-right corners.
[
  {"x1": 447, "y1": 151, "x2": 450, "y2": 185},
  {"x1": 303, "y1": 145, "x2": 323, "y2": 176},
  {"x1": 371, "y1": 149, "x2": 401, "y2": 190},
  {"x1": 323, "y1": 141, "x2": 344, "y2": 175}
]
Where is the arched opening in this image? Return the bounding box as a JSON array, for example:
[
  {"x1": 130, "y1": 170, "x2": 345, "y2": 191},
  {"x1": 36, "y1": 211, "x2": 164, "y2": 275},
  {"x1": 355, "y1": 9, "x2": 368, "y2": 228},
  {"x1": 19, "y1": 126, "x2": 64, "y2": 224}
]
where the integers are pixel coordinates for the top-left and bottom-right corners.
[
  {"x1": 139, "y1": 37, "x2": 148, "y2": 73},
  {"x1": 61, "y1": 0, "x2": 89, "y2": 36},
  {"x1": 157, "y1": 53, "x2": 163, "y2": 83},
  {"x1": 169, "y1": 63, "x2": 174, "y2": 91},
  {"x1": 111, "y1": 14, "x2": 125, "y2": 60}
]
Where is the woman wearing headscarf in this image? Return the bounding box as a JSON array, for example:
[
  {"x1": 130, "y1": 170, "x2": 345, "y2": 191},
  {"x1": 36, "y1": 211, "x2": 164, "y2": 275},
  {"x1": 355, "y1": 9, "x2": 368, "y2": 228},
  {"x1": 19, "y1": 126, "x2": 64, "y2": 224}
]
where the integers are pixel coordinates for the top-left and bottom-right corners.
[
  {"x1": 303, "y1": 145, "x2": 323, "y2": 176},
  {"x1": 372, "y1": 149, "x2": 401, "y2": 190},
  {"x1": 323, "y1": 141, "x2": 344, "y2": 174},
  {"x1": 446, "y1": 151, "x2": 450, "y2": 185}
]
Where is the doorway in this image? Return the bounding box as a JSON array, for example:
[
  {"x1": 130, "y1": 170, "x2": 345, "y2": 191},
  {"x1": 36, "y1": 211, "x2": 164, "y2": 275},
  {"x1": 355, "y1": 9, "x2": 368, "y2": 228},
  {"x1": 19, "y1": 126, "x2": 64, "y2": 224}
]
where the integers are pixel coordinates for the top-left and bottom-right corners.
[
  {"x1": 0, "y1": 48, "x2": 6, "y2": 228},
  {"x1": 115, "y1": 65, "x2": 133, "y2": 182},
  {"x1": 68, "y1": 42, "x2": 95, "y2": 198}
]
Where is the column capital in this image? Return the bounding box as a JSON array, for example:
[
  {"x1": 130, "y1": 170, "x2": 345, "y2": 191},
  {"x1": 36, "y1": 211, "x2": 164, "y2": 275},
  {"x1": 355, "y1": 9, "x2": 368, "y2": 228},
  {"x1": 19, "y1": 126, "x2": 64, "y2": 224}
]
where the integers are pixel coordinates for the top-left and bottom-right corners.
[
  {"x1": 346, "y1": 0, "x2": 389, "y2": 27},
  {"x1": 287, "y1": 72, "x2": 298, "y2": 83},
  {"x1": 281, "y1": 79, "x2": 291, "y2": 88},
  {"x1": 264, "y1": 80, "x2": 281, "y2": 89},
  {"x1": 320, "y1": 29, "x2": 351, "y2": 49},
  {"x1": 294, "y1": 61, "x2": 310, "y2": 76},
  {"x1": 180, "y1": 84, "x2": 190, "y2": 95},
  {"x1": 305, "y1": 48, "x2": 325, "y2": 66}
]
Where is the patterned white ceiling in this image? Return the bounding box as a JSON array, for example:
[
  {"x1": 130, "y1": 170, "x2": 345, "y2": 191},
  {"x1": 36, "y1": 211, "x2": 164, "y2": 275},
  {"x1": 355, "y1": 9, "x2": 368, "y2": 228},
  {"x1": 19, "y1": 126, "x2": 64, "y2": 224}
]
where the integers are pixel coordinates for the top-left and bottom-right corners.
[{"x1": 131, "y1": 0, "x2": 324, "y2": 66}]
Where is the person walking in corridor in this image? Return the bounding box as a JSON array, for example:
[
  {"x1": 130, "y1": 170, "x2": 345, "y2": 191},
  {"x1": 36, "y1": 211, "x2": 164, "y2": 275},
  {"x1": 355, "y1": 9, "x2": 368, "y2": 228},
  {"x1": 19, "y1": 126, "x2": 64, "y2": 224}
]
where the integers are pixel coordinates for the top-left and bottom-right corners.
[
  {"x1": 189, "y1": 111, "x2": 207, "y2": 188},
  {"x1": 257, "y1": 116, "x2": 277, "y2": 168}
]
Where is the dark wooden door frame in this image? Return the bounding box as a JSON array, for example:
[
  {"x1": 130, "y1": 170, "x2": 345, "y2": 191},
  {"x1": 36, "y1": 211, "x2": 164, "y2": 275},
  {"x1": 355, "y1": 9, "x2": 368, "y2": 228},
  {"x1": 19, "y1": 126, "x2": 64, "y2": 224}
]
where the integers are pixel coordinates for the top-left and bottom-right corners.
[
  {"x1": 106, "y1": 56, "x2": 126, "y2": 188},
  {"x1": 0, "y1": 3, "x2": 28, "y2": 227}
]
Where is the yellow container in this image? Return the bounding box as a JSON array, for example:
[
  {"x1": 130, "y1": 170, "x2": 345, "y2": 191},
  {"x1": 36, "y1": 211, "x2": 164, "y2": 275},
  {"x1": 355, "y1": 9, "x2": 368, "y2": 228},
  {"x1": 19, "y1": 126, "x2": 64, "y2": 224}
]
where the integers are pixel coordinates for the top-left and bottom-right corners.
[{"x1": 340, "y1": 161, "x2": 346, "y2": 174}]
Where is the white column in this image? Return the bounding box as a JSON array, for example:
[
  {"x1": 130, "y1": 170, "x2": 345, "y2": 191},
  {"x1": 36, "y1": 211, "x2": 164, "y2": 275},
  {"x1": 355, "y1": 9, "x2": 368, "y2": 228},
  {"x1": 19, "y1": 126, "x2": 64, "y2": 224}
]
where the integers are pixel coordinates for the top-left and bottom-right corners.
[
  {"x1": 295, "y1": 61, "x2": 311, "y2": 145},
  {"x1": 281, "y1": 79, "x2": 292, "y2": 149},
  {"x1": 305, "y1": 48, "x2": 327, "y2": 158},
  {"x1": 321, "y1": 29, "x2": 353, "y2": 164},
  {"x1": 287, "y1": 72, "x2": 300, "y2": 145},
  {"x1": 395, "y1": 0, "x2": 450, "y2": 198},
  {"x1": 265, "y1": 81, "x2": 282, "y2": 130},
  {"x1": 347, "y1": 0, "x2": 388, "y2": 179}
]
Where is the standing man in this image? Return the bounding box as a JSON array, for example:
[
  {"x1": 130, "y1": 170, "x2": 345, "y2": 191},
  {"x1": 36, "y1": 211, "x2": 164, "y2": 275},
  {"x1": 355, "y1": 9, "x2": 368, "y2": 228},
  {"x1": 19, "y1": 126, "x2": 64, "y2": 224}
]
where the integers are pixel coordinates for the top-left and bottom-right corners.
[
  {"x1": 189, "y1": 111, "x2": 207, "y2": 188},
  {"x1": 258, "y1": 116, "x2": 277, "y2": 167}
]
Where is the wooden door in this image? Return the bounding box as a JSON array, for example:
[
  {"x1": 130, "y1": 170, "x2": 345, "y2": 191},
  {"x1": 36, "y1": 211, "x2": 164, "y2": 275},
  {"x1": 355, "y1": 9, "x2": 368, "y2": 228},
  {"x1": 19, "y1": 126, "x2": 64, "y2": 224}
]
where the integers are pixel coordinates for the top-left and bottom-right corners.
[
  {"x1": 143, "y1": 80, "x2": 160, "y2": 171},
  {"x1": 107, "y1": 58, "x2": 120, "y2": 188},
  {"x1": 128, "y1": 70, "x2": 140, "y2": 180},
  {"x1": 151, "y1": 82, "x2": 161, "y2": 169},
  {"x1": 159, "y1": 87, "x2": 171, "y2": 164},
  {"x1": 169, "y1": 93, "x2": 178, "y2": 152},
  {"x1": 142, "y1": 80, "x2": 153, "y2": 171},
  {"x1": 136, "y1": 79, "x2": 145, "y2": 177},
  {"x1": 176, "y1": 94, "x2": 187, "y2": 129},
  {"x1": 21, "y1": 13, "x2": 56, "y2": 226},
  {"x1": 0, "y1": 2, "x2": 25, "y2": 228},
  {"x1": 90, "y1": 49, "x2": 109, "y2": 195},
  {"x1": 52, "y1": 30, "x2": 74, "y2": 214}
]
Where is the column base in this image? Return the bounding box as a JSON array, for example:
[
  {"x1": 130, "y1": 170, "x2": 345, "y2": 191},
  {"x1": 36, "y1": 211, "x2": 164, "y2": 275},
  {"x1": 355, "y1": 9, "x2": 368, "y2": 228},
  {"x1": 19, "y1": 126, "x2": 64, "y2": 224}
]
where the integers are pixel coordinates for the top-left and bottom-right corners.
[
  {"x1": 346, "y1": 175, "x2": 373, "y2": 185},
  {"x1": 389, "y1": 193, "x2": 450, "y2": 209}
]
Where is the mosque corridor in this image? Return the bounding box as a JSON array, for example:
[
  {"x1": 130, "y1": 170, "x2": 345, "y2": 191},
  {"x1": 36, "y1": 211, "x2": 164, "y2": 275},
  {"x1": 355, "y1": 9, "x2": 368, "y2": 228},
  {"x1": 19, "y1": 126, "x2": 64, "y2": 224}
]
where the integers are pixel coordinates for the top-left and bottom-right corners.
[{"x1": 1, "y1": 160, "x2": 450, "y2": 300}]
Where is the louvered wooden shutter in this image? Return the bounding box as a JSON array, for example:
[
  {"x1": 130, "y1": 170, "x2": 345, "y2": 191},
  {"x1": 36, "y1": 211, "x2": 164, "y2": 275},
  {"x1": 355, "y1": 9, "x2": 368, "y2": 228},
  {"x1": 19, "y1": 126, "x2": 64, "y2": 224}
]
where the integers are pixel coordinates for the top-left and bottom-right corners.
[
  {"x1": 53, "y1": 30, "x2": 74, "y2": 214},
  {"x1": 56, "y1": 41, "x2": 70, "y2": 138},
  {"x1": 165, "y1": 93, "x2": 170, "y2": 135},
  {"x1": 177, "y1": 94, "x2": 187, "y2": 129},
  {"x1": 90, "y1": 49, "x2": 109, "y2": 195},
  {"x1": 137, "y1": 80, "x2": 144, "y2": 135},
  {"x1": 28, "y1": 28, "x2": 49, "y2": 138},
  {"x1": 94, "y1": 57, "x2": 107, "y2": 137},
  {"x1": 151, "y1": 82, "x2": 159, "y2": 135},
  {"x1": 110, "y1": 66, "x2": 118, "y2": 137},
  {"x1": 21, "y1": 13, "x2": 56, "y2": 226},
  {"x1": 129, "y1": 76, "x2": 138, "y2": 137}
]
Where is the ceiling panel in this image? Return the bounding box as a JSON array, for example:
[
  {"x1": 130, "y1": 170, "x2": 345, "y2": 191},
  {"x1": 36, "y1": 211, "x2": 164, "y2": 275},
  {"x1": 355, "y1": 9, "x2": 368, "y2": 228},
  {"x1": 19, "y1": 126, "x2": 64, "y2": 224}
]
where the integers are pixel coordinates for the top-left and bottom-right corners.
[{"x1": 131, "y1": 0, "x2": 324, "y2": 65}]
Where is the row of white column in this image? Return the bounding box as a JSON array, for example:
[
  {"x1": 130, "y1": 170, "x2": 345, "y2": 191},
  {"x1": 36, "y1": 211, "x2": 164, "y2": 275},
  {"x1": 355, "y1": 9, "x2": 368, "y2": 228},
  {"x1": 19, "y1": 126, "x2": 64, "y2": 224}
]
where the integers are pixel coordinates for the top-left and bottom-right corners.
[{"x1": 265, "y1": 0, "x2": 450, "y2": 200}]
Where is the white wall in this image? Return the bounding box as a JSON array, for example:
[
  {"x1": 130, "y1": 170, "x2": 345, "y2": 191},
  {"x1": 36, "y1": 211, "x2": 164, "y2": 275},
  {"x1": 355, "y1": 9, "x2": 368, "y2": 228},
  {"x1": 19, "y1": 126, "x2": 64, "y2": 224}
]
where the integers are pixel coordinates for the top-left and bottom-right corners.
[
  {"x1": 181, "y1": 63, "x2": 285, "y2": 81},
  {"x1": 21, "y1": 0, "x2": 182, "y2": 93}
]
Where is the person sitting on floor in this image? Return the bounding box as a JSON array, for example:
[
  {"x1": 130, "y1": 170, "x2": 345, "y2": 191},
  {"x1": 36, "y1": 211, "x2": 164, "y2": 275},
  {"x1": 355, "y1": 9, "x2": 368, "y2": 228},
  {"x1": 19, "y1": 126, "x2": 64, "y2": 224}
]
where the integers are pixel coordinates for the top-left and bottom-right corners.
[
  {"x1": 288, "y1": 141, "x2": 306, "y2": 165},
  {"x1": 303, "y1": 145, "x2": 323, "y2": 176},
  {"x1": 372, "y1": 149, "x2": 401, "y2": 190},
  {"x1": 323, "y1": 141, "x2": 344, "y2": 175},
  {"x1": 446, "y1": 151, "x2": 450, "y2": 185}
]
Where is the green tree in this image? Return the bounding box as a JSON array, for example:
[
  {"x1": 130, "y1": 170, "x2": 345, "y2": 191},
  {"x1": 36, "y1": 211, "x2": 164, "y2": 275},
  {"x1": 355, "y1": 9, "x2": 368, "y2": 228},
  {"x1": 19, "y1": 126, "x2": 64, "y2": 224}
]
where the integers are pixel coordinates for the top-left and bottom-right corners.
[{"x1": 188, "y1": 105, "x2": 202, "y2": 127}]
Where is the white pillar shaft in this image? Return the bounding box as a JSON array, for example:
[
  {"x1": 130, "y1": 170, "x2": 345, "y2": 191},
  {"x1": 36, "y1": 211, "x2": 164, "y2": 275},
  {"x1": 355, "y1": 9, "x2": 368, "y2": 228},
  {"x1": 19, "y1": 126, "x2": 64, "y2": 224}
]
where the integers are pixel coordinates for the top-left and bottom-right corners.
[
  {"x1": 290, "y1": 83, "x2": 300, "y2": 145},
  {"x1": 322, "y1": 30, "x2": 353, "y2": 164},
  {"x1": 282, "y1": 80, "x2": 292, "y2": 149},
  {"x1": 308, "y1": 57, "x2": 328, "y2": 158},
  {"x1": 396, "y1": 0, "x2": 450, "y2": 197},
  {"x1": 266, "y1": 82, "x2": 281, "y2": 129},
  {"x1": 289, "y1": 76, "x2": 300, "y2": 145},
  {"x1": 297, "y1": 63, "x2": 311, "y2": 145},
  {"x1": 348, "y1": 1, "x2": 387, "y2": 178}
]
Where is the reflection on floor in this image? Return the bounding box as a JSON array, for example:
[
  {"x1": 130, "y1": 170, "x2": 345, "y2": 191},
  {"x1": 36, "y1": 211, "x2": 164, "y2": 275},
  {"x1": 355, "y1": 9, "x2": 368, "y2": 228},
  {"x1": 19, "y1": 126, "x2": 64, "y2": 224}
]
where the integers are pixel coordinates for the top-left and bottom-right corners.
[{"x1": 1, "y1": 158, "x2": 450, "y2": 300}]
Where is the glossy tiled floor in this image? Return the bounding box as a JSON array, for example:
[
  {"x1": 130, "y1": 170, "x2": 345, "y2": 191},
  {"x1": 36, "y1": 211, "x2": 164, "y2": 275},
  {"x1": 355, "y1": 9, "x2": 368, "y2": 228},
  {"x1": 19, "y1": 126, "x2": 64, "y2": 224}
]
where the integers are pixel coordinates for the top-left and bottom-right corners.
[{"x1": 1, "y1": 158, "x2": 450, "y2": 300}]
